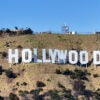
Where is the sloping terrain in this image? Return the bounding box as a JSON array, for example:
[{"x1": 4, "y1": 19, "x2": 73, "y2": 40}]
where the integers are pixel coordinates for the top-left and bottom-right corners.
[{"x1": 0, "y1": 34, "x2": 100, "y2": 100}]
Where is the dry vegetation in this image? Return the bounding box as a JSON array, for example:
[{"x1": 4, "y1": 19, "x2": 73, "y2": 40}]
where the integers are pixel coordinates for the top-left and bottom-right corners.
[{"x1": 0, "y1": 33, "x2": 100, "y2": 100}]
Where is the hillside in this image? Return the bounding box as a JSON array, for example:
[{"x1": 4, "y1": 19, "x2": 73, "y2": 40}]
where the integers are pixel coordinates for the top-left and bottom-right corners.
[{"x1": 0, "y1": 34, "x2": 100, "y2": 100}]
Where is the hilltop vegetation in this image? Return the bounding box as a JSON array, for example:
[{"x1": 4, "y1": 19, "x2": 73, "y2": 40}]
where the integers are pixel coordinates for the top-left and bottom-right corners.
[
  {"x1": 0, "y1": 27, "x2": 33, "y2": 36},
  {"x1": 0, "y1": 33, "x2": 100, "y2": 100}
]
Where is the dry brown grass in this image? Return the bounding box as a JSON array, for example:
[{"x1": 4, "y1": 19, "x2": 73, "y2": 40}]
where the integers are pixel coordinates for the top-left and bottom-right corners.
[{"x1": 0, "y1": 34, "x2": 100, "y2": 97}]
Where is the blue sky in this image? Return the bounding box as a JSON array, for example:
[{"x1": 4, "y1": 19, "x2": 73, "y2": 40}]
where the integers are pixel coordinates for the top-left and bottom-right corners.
[{"x1": 0, "y1": 0, "x2": 100, "y2": 33}]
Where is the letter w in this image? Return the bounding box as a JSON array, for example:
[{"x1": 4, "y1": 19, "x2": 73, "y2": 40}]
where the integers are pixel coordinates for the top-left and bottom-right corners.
[{"x1": 58, "y1": 50, "x2": 67, "y2": 64}]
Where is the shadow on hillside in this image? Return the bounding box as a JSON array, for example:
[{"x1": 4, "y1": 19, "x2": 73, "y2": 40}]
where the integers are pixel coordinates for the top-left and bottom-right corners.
[{"x1": 57, "y1": 58, "x2": 93, "y2": 68}]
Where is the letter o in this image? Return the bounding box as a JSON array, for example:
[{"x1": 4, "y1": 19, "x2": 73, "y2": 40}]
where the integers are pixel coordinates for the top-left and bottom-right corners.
[{"x1": 69, "y1": 50, "x2": 78, "y2": 64}]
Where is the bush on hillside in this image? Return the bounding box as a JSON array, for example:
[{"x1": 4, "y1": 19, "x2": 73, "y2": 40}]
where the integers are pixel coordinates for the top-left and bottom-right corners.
[
  {"x1": 70, "y1": 68, "x2": 88, "y2": 80},
  {"x1": 93, "y1": 74, "x2": 99, "y2": 78},
  {"x1": 55, "y1": 69, "x2": 62, "y2": 74},
  {"x1": 9, "y1": 93, "x2": 19, "y2": 100},
  {"x1": 17, "y1": 45, "x2": 23, "y2": 49},
  {"x1": 21, "y1": 82, "x2": 28, "y2": 86},
  {"x1": 0, "y1": 66, "x2": 3, "y2": 75},
  {"x1": 62, "y1": 69, "x2": 73, "y2": 75},
  {"x1": 5, "y1": 69, "x2": 17, "y2": 78},
  {"x1": 36, "y1": 81, "x2": 46, "y2": 87},
  {"x1": 2, "y1": 52, "x2": 7, "y2": 58}
]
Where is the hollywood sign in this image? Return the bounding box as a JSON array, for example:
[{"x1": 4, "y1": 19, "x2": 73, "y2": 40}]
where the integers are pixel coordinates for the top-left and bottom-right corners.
[{"x1": 8, "y1": 48, "x2": 100, "y2": 65}]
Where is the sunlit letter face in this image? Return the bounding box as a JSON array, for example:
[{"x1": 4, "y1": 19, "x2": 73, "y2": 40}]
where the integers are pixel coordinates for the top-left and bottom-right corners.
[
  {"x1": 8, "y1": 49, "x2": 18, "y2": 63},
  {"x1": 8, "y1": 48, "x2": 100, "y2": 66},
  {"x1": 69, "y1": 50, "x2": 78, "y2": 64},
  {"x1": 93, "y1": 51, "x2": 100, "y2": 65},
  {"x1": 80, "y1": 51, "x2": 88, "y2": 64},
  {"x1": 22, "y1": 49, "x2": 32, "y2": 63}
]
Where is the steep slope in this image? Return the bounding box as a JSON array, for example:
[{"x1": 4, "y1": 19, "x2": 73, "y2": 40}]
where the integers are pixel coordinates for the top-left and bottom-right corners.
[{"x1": 0, "y1": 34, "x2": 100, "y2": 99}]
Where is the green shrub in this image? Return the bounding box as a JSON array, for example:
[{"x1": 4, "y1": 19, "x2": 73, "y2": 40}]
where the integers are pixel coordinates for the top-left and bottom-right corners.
[
  {"x1": 19, "y1": 90, "x2": 27, "y2": 97},
  {"x1": 55, "y1": 69, "x2": 62, "y2": 74},
  {"x1": 70, "y1": 68, "x2": 88, "y2": 80},
  {"x1": 47, "y1": 79, "x2": 51, "y2": 82},
  {"x1": 49, "y1": 90, "x2": 60, "y2": 100},
  {"x1": 93, "y1": 88, "x2": 100, "y2": 100},
  {"x1": 58, "y1": 82, "x2": 65, "y2": 89},
  {"x1": 36, "y1": 81, "x2": 46, "y2": 87},
  {"x1": 16, "y1": 82, "x2": 20, "y2": 86},
  {"x1": 5, "y1": 69, "x2": 17, "y2": 78},
  {"x1": 21, "y1": 82, "x2": 27, "y2": 86},
  {"x1": 30, "y1": 88, "x2": 43, "y2": 94},
  {"x1": 2, "y1": 52, "x2": 7, "y2": 58},
  {"x1": 0, "y1": 66, "x2": 3, "y2": 75},
  {"x1": 62, "y1": 90, "x2": 75, "y2": 100},
  {"x1": 9, "y1": 93, "x2": 19, "y2": 100},
  {"x1": 63, "y1": 69, "x2": 73, "y2": 75},
  {"x1": 93, "y1": 74, "x2": 99, "y2": 78},
  {"x1": 17, "y1": 45, "x2": 23, "y2": 49}
]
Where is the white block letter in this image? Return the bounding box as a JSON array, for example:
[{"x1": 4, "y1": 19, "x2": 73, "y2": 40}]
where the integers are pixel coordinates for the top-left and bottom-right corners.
[
  {"x1": 8, "y1": 49, "x2": 18, "y2": 63},
  {"x1": 80, "y1": 51, "x2": 88, "y2": 64},
  {"x1": 93, "y1": 51, "x2": 100, "y2": 65},
  {"x1": 58, "y1": 50, "x2": 67, "y2": 64},
  {"x1": 42, "y1": 49, "x2": 51, "y2": 63},
  {"x1": 69, "y1": 50, "x2": 78, "y2": 64},
  {"x1": 49, "y1": 49, "x2": 58, "y2": 63},
  {"x1": 22, "y1": 49, "x2": 32, "y2": 63},
  {"x1": 33, "y1": 48, "x2": 42, "y2": 63}
]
